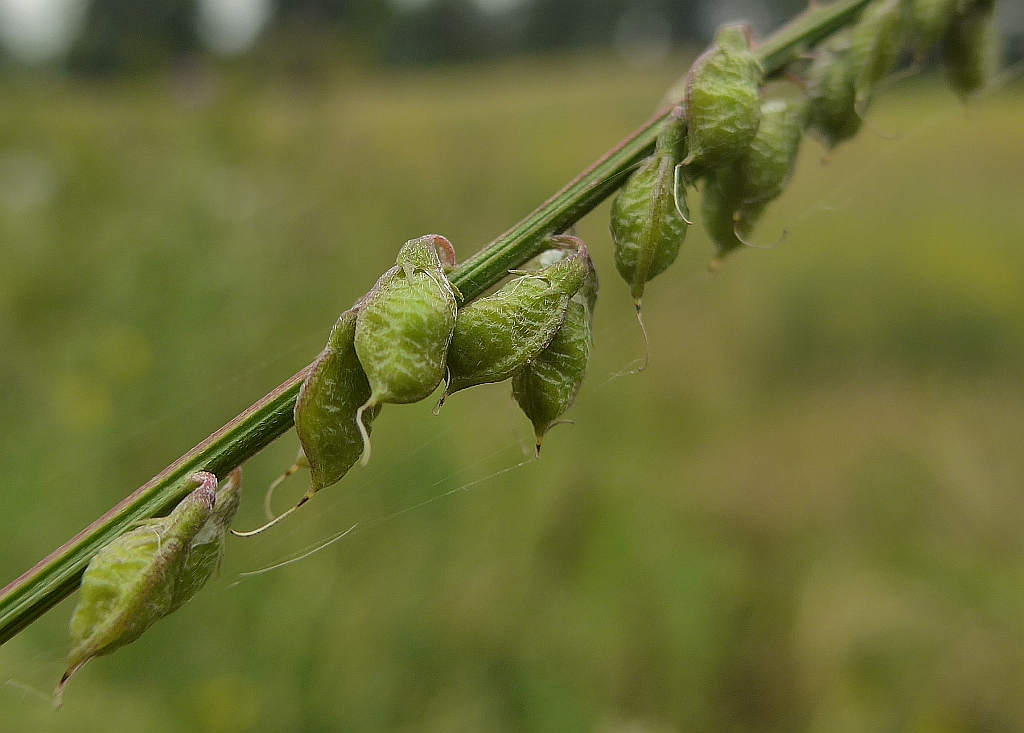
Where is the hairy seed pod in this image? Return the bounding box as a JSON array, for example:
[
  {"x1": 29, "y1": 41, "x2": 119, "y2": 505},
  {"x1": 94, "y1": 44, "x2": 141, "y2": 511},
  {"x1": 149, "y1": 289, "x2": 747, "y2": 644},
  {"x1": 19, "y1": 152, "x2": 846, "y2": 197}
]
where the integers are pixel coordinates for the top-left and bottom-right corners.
[
  {"x1": 851, "y1": 0, "x2": 906, "y2": 109},
  {"x1": 512, "y1": 266, "x2": 595, "y2": 455},
  {"x1": 58, "y1": 473, "x2": 219, "y2": 703},
  {"x1": 168, "y1": 469, "x2": 243, "y2": 614},
  {"x1": 295, "y1": 307, "x2": 378, "y2": 493},
  {"x1": 701, "y1": 97, "x2": 804, "y2": 263},
  {"x1": 683, "y1": 24, "x2": 763, "y2": 170},
  {"x1": 442, "y1": 237, "x2": 591, "y2": 400},
  {"x1": 942, "y1": 0, "x2": 998, "y2": 99},
  {"x1": 807, "y1": 33, "x2": 862, "y2": 149},
  {"x1": 610, "y1": 106, "x2": 689, "y2": 306},
  {"x1": 354, "y1": 234, "x2": 459, "y2": 461},
  {"x1": 909, "y1": 0, "x2": 958, "y2": 59}
]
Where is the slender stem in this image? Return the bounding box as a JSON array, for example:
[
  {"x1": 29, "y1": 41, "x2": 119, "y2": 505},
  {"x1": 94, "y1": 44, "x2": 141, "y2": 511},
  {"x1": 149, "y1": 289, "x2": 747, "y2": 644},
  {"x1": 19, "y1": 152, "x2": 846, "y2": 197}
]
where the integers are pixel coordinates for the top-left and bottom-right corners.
[{"x1": 0, "y1": 0, "x2": 872, "y2": 646}]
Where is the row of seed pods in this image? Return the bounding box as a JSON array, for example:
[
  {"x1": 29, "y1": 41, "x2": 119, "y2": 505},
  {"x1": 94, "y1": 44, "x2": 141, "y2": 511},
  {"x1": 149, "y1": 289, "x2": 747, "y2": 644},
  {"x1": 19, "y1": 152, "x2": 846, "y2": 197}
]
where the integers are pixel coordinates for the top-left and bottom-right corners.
[
  {"x1": 610, "y1": 0, "x2": 1000, "y2": 301},
  {"x1": 56, "y1": 234, "x2": 596, "y2": 701},
  {"x1": 57, "y1": 0, "x2": 999, "y2": 701}
]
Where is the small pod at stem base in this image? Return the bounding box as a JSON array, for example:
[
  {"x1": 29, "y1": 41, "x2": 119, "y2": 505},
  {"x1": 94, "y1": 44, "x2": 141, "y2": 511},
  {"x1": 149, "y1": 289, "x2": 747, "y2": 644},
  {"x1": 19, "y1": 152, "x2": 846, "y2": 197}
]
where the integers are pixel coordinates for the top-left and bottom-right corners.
[{"x1": 57, "y1": 472, "x2": 220, "y2": 705}]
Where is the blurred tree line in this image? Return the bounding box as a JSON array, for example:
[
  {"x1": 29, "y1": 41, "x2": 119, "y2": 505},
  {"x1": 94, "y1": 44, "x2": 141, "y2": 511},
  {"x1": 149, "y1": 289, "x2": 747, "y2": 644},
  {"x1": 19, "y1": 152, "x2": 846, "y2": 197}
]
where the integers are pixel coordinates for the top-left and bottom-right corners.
[{"x1": 14, "y1": 0, "x2": 814, "y2": 73}]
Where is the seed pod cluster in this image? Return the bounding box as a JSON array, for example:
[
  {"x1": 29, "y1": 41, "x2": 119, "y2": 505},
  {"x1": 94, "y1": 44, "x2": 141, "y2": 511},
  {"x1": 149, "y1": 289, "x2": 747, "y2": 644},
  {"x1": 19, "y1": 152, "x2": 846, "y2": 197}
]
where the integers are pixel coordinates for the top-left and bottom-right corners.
[
  {"x1": 443, "y1": 236, "x2": 592, "y2": 401},
  {"x1": 610, "y1": 106, "x2": 689, "y2": 308},
  {"x1": 59, "y1": 471, "x2": 240, "y2": 703},
  {"x1": 702, "y1": 97, "x2": 807, "y2": 261}
]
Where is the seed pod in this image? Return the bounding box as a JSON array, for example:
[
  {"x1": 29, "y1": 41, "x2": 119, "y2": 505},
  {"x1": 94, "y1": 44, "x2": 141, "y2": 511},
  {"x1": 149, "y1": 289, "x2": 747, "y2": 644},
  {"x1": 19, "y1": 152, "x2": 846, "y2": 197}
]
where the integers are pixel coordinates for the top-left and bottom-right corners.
[
  {"x1": 168, "y1": 469, "x2": 243, "y2": 614},
  {"x1": 610, "y1": 106, "x2": 689, "y2": 307},
  {"x1": 512, "y1": 267, "x2": 595, "y2": 455},
  {"x1": 942, "y1": 0, "x2": 998, "y2": 99},
  {"x1": 701, "y1": 168, "x2": 765, "y2": 262},
  {"x1": 737, "y1": 98, "x2": 806, "y2": 208},
  {"x1": 295, "y1": 307, "x2": 378, "y2": 493},
  {"x1": 807, "y1": 33, "x2": 862, "y2": 149},
  {"x1": 683, "y1": 24, "x2": 763, "y2": 170},
  {"x1": 909, "y1": 0, "x2": 958, "y2": 59},
  {"x1": 701, "y1": 97, "x2": 804, "y2": 263},
  {"x1": 354, "y1": 234, "x2": 459, "y2": 461},
  {"x1": 58, "y1": 473, "x2": 219, "y2": 703},
  {"x1": 442, "y1": 237, "x2": 590, "y2": 400},
  {"x1": 850, "y1": 0, "x2": 906, "y2": 110}
]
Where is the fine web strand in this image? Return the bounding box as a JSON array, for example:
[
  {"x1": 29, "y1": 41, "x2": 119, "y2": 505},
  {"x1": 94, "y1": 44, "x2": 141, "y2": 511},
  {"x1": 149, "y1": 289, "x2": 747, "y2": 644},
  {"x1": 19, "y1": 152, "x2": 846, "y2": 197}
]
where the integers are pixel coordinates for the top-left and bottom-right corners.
[{"x1": 232, "y1": 440, "x2": 533, "y2": 581}]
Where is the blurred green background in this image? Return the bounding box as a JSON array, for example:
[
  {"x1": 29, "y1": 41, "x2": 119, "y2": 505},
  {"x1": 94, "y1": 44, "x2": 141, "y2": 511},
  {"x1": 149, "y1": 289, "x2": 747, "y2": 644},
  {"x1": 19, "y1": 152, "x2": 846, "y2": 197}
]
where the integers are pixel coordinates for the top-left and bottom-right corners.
[{"x1": 3, "y1": 18, "x2": 1024, "y2": 733}]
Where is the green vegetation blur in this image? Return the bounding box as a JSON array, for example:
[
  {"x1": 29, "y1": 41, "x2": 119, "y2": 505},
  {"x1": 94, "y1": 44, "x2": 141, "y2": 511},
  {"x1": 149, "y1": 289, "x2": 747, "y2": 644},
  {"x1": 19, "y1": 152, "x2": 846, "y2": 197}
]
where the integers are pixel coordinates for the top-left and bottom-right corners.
[{"x1": 1, "y1": 56, "x2": 1024, "y2": 732}]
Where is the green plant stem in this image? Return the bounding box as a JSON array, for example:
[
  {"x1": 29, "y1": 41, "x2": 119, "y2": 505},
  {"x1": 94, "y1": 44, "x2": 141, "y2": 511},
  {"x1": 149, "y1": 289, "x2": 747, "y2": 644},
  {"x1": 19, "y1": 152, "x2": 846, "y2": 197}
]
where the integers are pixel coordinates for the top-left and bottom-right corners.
[{"x1": 0, "y1": 0, "x2": 872, "y2": 647}]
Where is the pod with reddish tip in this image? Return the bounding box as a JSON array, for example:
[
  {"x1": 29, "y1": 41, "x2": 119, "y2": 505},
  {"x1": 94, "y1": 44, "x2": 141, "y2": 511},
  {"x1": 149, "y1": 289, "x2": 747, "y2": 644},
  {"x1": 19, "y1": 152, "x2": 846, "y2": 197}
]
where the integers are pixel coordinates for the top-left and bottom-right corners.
[
  {"x1": 58, "y1": 473, "x2": 219, "y2": 703},
  {"x1": 169, "y1": 469, "x2": 244, "y2": 614},
  {"x1": 609, "y1": 106, "x2": 689, "y2": 306},
  {"x1": 355, "y1": 234, "x2": 459, "y2": 409},
  {"x1": 683, "y1": 24, "x2": 763, "y2": 170}
]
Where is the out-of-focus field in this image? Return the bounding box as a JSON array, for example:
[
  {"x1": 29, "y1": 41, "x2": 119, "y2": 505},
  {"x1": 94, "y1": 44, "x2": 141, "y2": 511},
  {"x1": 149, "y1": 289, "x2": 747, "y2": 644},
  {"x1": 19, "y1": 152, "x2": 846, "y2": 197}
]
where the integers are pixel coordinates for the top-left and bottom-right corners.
[{"x1": 1, "y1": 56, "x2": 1023, "y2": 732}]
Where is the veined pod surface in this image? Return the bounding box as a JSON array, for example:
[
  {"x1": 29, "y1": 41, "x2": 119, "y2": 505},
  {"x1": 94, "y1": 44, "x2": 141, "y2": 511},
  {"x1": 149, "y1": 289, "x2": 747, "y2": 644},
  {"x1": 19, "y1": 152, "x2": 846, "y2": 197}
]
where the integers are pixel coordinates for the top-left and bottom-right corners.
[
  {"x1": 942, "y1": 0, "x2": 998, "y2": 99},
  {"x1": 610, "y1": 106, "x2": 689, "y2": 306},
  {"x1": 851, "y1": 0, "x2": 906, "y2": 109},
  {"x1": 807, "y1": 33, "x2": 862, "y2": 149},
  {"x1": 355, "y1": 234, "x2": 459, "y2": 408},
  {"x1": 683, "y1": 24, "x2": 763, "y2": 170},
  {"x1": 701, "y1": 97, "x2": 804, "y2": 262},
  {"x1": 168, "y1": 469, "x2": 243, "y2": 613},
  {"x1": 512, "y1": 267, "x2": 595, "y2": 454},
  {"x1": 443, "y1": 237, "x2": 591, "y2": 400},
  {"x1": 910, "y1": 0, "x2": 958, "y2": 59},
  {"x1": 295, "y1": 307, "x2": 378, "y2": 493},
  {"x1": 58, "y1": 473, "x2": 219, "y2": 703}
]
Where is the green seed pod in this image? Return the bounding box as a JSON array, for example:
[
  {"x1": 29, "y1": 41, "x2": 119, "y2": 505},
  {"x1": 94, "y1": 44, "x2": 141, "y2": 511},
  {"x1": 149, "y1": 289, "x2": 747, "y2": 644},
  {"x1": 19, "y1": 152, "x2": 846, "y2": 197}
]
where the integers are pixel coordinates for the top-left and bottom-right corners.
[
  {"x1": 701, "y1": 97, "x2": 804, "y2": 263},
  {"x1": 442, "y1": 237, "x2": 591, "y2": 400},
  {"x1": 807, "y1": 33, "x2": 862, "y2": 149},
  {"x1": 851, "y1": 0, "x2": 906, "y2": 109},
  {"x1": 701, "y1": 168, "x2": 766, "y2": 263},
  {"x1": 909, "y1": 0, "x2": 958, "y2": 59},
  {"x1": 737, "y1": 98, "x2": 806, "y2": 208},
  {"x1": 168, "y1": 469, "x2": 243, "y2": 614},
  {"x1": 683, "y1": 24, "x2": 763, "y2": 170},
  {"x1": 512, "y1": 270, "x2": 595, "y2": 455},
  {"x1": 58, "y1": 472, "x2": 219, "y2": 703},
  {"x1": 942, "y1": 0, "x2": 998, "y2": 99},
  {"x1": 295, "y1": 307, "x2": 378, "y2": 493},
  {"x1": 354, "y1": 234, "x2": 459, "y2": 461},
  {"x1": 610, "y1": 106, "x2": 689, "y2": 307}
]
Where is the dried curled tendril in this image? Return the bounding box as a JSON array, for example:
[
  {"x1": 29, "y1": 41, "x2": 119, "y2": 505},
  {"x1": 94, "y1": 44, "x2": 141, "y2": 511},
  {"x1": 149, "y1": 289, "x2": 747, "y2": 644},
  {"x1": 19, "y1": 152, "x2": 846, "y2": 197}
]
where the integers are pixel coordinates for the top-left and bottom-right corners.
[{"x1": 58, "y1": 470, "x2": 242, "y2": 704}]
